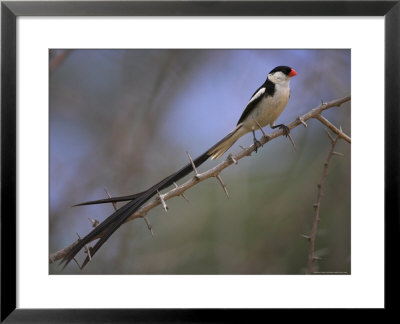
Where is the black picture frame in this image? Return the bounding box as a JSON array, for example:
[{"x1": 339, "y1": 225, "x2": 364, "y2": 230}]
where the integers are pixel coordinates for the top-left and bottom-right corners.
[{"x1": 1, "y1": 0, "x2": 398, "y2": 321}]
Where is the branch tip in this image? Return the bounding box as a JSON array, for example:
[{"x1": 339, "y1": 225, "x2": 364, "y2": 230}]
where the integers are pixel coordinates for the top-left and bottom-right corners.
[{"x1": 317, "y1": 115, "x2": 351, "y2": 144}]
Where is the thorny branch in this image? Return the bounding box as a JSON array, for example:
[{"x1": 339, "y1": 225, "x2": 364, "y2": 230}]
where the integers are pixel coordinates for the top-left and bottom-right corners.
[
  {"x1": 49, "y1": 96, "x2": 351, "y2": 264},
  {"x1": 306, "y1": 131, "x2": 341, "y2": 274},
  {"x1": 315, "y1": 114, "x2": 351, "y2": 143}
]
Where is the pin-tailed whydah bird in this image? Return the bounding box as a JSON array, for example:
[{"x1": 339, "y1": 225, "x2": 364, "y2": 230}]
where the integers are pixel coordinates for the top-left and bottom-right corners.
[{"x1": 60, "y1": 66, "x2": 297, "y2": 269}]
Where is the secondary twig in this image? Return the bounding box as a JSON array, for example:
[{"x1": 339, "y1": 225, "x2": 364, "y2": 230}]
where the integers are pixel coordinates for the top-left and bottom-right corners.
[
  {"x1": 315, "y1": 114, "x2": 351, "y2": 143},
  {"x1": 306, "y1": 130, "x2": 341, "y2": 274},
  {"x1": 49, "y1": 96, "x2": 351, "y2": 264}
]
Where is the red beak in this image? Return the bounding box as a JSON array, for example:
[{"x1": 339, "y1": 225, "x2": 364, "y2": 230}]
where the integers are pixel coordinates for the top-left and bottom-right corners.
[{"x1": 289, "y1": 69, "x2": 297, "y2": 77}]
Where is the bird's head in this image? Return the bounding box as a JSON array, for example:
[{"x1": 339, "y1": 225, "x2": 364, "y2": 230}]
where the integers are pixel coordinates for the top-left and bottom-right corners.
[{"x1": 268, "y1": 66, "x2": 297, "y2": 84}]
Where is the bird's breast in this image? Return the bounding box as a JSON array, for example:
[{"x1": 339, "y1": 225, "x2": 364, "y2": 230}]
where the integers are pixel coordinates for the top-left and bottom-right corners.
[{"x1": 243, "y1": 86, "x2": 290, "y2": 130}]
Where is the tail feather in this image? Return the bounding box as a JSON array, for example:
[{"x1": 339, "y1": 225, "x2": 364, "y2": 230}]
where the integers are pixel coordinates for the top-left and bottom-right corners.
[
  {"x1": 63, "y1": 125, "x2": 247, "y2": 269},
  {"x1": 61, "y1": 150, "x2": 211, "y2": 269},
  {"x1": 73, "y1": 192, "x2": 145, "y2": 206},
  {"x1": 208, "y1": 125, "x2": 244, "y2": 160}
]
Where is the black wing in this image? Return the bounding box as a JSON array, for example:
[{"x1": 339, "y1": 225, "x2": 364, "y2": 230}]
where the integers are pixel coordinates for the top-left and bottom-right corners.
[
  {"x1": 236, "y1": 79, "x2": 275, "y2": 126},
  {"x1": 236, "y1": 85, "x2": 265, "y2": 125}
]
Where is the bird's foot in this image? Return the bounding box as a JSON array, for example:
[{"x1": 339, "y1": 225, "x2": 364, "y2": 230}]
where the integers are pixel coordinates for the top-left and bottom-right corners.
[
  {"x1": 272, "y1": 124, "x2": 290, "y2": 137},
  {"x1": 253, "y1": 138, "x2": 262, "y2": 153}
]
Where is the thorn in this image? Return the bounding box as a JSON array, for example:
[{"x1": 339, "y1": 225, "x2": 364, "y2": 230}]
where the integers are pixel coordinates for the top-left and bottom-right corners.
[
  {"x1": 104, "y1": 188, "x2": 118, "y2": 211},
  {"x1": 332, "y1": 151, "x2": 344, "y2": 157},
  {"x1": 301, "y1": 234, "x2": 311, "y2": 241},
  {"x1": 216, "y1": 174, "x2": 229, "y2": 199},
  {"x1": 254, "y1": 118, "x2": 268, "y2": 138},
  {"x1": 323, "y1": 128, "x2": 335, "y2": 143},
  {"x1": 298, "y1": 116, "x2": 308, "y2": 127},
  {"x1": 227, "y1": 153, "x2": 238, "y2": 165},
  {"x1": 88, "y1": 217, "x2": 100, "y2": 228},
  {"x1": 157, "y1": 190, "x2": 168, "y2": 212},
  {"x1": 174, "y1": 182, "x2": 189, "y2": 202},
  {"x1": 180, "y1": 192, "x2": 189, "y2": 202},
  {"x1": 76, "y1": 233, "x2": 81, "y2": 240},
  {"x1": 143, "y1": 215, "x2": 154, "y2": 237},
  {"x1": 239, "y1": 145, "x2": 252, "y2": 156},
  {"x1": 84, "y1": 245, "x2": 92, "y2": 261},
  {"x1": 286, "y1": 133, "x2": 296, "y2": 150},
  {"x1": 72, "y1": 257, "x2": 81, "y2": 269},
  {"x1": 186, "y1": 151, "x2": 199, "y2": 179},
  {"x1": 313, "y1": 256, "x2": 322, "y2": 261},
  {"x1": 313, "y1": 203, "x2": 319, "y2": 209}
]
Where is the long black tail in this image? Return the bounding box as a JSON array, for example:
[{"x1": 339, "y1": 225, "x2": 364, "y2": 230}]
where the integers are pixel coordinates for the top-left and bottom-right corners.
[
  {"x1": 60, "y1": 149, "x2": 211, "y2": 269},
  {"x1": 60, "y1": 127, "x2": 242, "y2": 269}
]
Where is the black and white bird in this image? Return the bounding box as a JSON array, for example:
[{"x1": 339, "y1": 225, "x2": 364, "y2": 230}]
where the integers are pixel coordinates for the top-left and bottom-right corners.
[
  {"x1": 209, "y1": 65, "x2": 297, "y2": 159},
  {"x1": 60, "y1": 65, "x2": 297, "y2": 269}
]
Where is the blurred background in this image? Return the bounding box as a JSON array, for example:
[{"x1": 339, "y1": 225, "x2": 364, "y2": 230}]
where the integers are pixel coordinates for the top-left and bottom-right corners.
[{"x1": 49, "y1": 49, "x2": 350, "y2": 274}]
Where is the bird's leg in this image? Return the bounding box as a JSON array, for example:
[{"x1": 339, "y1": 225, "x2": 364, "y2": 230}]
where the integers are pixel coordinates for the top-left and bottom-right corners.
[
  {"x1": 252, "y1": 129, "x2": 261, "y2": 153},
  {"x1": 271, "y1": 123, "x2": 290, "y2": 137},
  {"x1": 254, "y1": 118, "x2": 270, "y2": 141}
]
